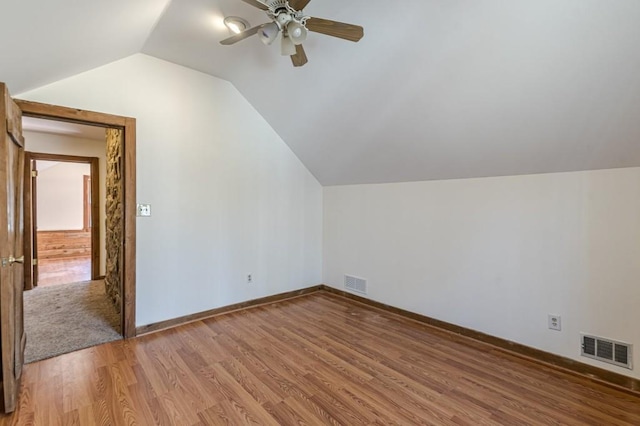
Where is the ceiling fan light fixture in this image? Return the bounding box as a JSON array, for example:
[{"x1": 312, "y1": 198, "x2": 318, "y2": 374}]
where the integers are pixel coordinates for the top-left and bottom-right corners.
[
  {"x1": 259, "y1": 22, "x2": 280, "y2": 45},
  {"x1": 287, "y1": 21, "x2": 307, "y2": 45},
  {"x1": 281, "y1": 35, "x2": 296, "y2": 56},
  {"x1": 219, "y1": 0, "x2": 364, "y2": 67},
  {"x1": 223, "y1": 16, "x2": 250, "y2": 34}
]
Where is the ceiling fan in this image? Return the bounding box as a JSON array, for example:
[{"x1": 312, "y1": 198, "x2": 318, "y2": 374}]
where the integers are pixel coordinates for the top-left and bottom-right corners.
[{"x1": 220, "y1": 0, "x2": 364, "y2": 67}]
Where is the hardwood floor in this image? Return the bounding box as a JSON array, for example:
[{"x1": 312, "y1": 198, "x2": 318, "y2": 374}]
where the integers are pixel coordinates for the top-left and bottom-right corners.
[
  {"x1": 2, "y1": 291, "x2": 639, "y2": 425},
  {"x1": 36, "y1": 257, "x2": 91, "y2": 287}
]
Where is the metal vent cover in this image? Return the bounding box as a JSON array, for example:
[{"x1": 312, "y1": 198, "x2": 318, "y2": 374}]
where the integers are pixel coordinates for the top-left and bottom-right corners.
[
  {"x1": 581, "y1": 334, "x2": 633, "y2": 370},
  {"x1": 344, "y1": 275, "x2": 367, "y2": 294}
]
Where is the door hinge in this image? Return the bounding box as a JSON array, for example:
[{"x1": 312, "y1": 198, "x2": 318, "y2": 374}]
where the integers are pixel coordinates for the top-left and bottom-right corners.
[
  {"x1": 31, "y1": 170, "x2": 38, "y2": 178},
  {"x1": 32, "y1": 259, "x2": 38, "y2": 266}
]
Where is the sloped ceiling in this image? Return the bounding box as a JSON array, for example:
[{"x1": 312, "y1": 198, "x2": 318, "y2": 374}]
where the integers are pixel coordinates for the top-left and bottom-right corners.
[
  {"x1": 5, "y1": 0, "x2": 640, "y2": 185},
  {"x1": 0, "y1": 0, "x2": 171, "y2": 94}
]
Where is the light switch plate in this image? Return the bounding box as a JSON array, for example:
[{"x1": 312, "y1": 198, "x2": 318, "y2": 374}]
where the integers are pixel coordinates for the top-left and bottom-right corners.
[{"x1": 137, "y1": 204, "x2": 151, "y2": 217}]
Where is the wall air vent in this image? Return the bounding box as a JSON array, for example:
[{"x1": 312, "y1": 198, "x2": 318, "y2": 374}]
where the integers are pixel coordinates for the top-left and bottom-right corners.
[
  {"x1": 581, "y1": 334, "x2": 633, "y2": 370},
  {"x1": 344, "y1": 275, "x2": 367, "y2": 295}
]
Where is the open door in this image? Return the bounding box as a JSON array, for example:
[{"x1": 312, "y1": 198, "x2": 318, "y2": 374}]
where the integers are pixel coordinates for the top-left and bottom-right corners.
[{"x1": 0, "y1": 83, "x2": 26, "y2": 413}]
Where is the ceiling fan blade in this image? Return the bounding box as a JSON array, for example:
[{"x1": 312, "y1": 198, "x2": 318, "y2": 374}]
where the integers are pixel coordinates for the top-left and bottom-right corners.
[
  {"x1": 240, "y1": 0, "x2": 268, "y2": 10},
  {"x1": 306, "y1": 17, "x2": 364, "y2": 42},
  {"x1": 290, "y1": 44, "x2": 308, "y2": 67},
  {"x1": 289, "y1": 0, "x2": 311, "y2": 11},
  {"x1": 220, "y1": 24, "x2": 267, "y2": 45}
]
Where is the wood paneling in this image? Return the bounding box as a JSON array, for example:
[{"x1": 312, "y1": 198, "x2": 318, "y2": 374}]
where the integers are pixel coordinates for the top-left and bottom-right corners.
[
  {"x1": 37, "y1": 231, "x2": 91, "y2": 260},
  {"x1": 16, "y1": 100, "x2": 136, "y2": 339},
  {"x1": 1, "y1": 291, "x2": 639, "y2": 424}
]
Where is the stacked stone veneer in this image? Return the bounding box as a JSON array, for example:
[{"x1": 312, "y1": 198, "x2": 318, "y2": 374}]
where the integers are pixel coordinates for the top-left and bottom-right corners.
[{"x1": 105, "y1": 128, "x2": 123, "y2": 313}]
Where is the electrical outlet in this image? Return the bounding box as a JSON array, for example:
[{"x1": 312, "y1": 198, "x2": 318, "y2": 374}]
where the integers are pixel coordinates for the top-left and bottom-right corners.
[
  {"x1": 247, "y1": 274, "x2": 253, "y2": 284},
  {"x1": 136, "y1": 204, "x2": 151, "y2": 217},
  {"x1": 548, "y1": 314, "x2": 561, "y2": 331}
]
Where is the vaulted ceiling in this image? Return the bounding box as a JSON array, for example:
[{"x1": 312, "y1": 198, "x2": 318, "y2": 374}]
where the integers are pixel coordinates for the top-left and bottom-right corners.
[{"x1": 3, "y1": 0, "x2": 640, "y2": 185}]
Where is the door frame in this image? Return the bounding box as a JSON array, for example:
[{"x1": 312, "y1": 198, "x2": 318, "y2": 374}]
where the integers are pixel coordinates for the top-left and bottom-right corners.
[
  {"x1": 26, "y1": 157, "x2": 38, "y2": 288},
  {"x1": 83, "y1": 174, "x2": 91, "y2": 232},
  {"x1": 25, "y1": 152, "x2": 100, "y2": 286},
  {"x1": 16, "y1": 100, "x2": 137, "y2": 339}
]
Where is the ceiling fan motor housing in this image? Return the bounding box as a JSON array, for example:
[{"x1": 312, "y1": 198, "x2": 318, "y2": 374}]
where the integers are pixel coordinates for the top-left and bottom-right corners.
[
  {"x1": 265, "y1": 0, "x2": 290, "y2": 12},
  {"x1": 276, "y1": 13, "x2": 292, "y2": 26}
]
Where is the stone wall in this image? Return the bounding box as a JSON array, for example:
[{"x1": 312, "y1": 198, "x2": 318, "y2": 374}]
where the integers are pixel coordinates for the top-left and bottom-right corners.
[{"x1": 105, "y1": 128, "x2": 123, "y2": 312}]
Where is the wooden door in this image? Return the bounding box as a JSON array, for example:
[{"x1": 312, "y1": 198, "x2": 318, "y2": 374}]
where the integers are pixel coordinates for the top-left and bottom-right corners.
[{"x1": 0, "y1": 83, "x2": 26, "y2": 413}]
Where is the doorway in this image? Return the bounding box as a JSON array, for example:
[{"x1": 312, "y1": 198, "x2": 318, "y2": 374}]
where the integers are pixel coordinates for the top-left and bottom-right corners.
[
  {"x1": 1, "y1": 84, "x2": 138, "y2": 413},
  {"x1": 17, "y1": 100, "x2": 137, "y2": 339},
  {"x1": 26, "y1": 153, "x2": 100, "y2": 288},
  {"x1": 21, "y1": 122, "x2": 121, "y2": 363}
]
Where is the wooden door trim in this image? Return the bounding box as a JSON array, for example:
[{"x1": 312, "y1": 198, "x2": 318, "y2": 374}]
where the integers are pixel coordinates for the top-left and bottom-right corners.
[
  {"x1": 23, "y1": 153, "x2": 34, "y2": 290},
  {"x1": 83, "y1": 175, "x2": 90, "y2": 232},
  {"x1": 17, "y1": 100, "x2": 136, "y2": 339},
  {"x1": 15, "y1": 100, "x2": 128, "y2": 127},
  {"x1": 28, "y1": 152, "x2": 100, "y2": 281}
]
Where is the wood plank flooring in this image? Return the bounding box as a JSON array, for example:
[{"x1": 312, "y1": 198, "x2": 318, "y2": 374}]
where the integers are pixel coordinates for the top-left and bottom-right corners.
[
  {"x1": 2, "y1": 291, "x2": 639, "y2": 425},
  {"x1": 37, "y1": 257, "x2": 91, "y2": 287}
]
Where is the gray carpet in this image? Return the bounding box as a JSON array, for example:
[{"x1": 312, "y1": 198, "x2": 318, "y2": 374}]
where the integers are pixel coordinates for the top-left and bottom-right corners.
[{"x1": 24, "y1": 280, "x2": 121, "y2": 363}]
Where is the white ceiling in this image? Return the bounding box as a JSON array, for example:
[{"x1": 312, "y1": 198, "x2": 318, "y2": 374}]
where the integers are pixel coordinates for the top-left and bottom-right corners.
[
  {"x1": 34, "y1": 160, "x2": 59, "y2": 172},
  {"x1": 0, "y1": 0, "x2": 170, "y2": 94},
  {"x1": 5, "y1": 0, "x2": 640, "y2": 185},
  {"x1": 23, "y1": 117, "x2": 105, "y2": 141}
]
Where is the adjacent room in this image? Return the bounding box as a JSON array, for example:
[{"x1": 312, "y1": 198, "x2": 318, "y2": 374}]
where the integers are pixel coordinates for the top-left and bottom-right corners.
[
  {"x1": 19, "y1": 120, "x2": 122, "y2": 364},
  {"x1": 0, "y1": 0, "x2": 639, "y2": 423},
  {"x1": 34, "y1": 159, "x2": 92, "y2": 286}
]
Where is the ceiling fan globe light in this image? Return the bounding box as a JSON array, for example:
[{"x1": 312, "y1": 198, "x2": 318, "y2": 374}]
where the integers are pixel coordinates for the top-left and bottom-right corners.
[
  {"x1": 259, "y1": 22, "x2": 280, "y2": 46},
  {"x1": 288, "y1": 21, "x2": 307, "y2": 45},
  {"x1": 281, "y1": 35, "x2": 296, "y2": 56}
]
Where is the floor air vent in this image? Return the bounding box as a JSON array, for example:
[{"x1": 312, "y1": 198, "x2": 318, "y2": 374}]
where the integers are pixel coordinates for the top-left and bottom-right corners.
[
  {"x1": 345, "y1": 275, "x2": 367, "y2": 294},
  {"x1": 581, "y1": 334, "x2": 633, "y2": 370}
]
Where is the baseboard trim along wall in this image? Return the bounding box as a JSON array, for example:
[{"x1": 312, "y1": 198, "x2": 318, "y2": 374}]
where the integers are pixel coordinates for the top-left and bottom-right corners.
[
  {"x1": 320, "y1": 285, "x2": 640, "y2": 396},
  {"x1": 135, "y1": 285, "x2": 324, "y2": 336},
  {"x1": 135, "y1": 283, "x2": 640, "y2": 395}
]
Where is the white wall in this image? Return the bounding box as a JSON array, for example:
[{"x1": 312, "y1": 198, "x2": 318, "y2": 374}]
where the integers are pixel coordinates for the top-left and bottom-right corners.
[
  {"x1": 324, "y1": 167, "x2": 640, "y2": 379},
  {"x1": 36, "y1": 161, "x2": 90, "y2": 230},
  {"x1": 18, "y1": 54, "x2": 323, "y2": 326},
  {"x1": 26, "y1": 132, "x2": 107, "y2": 275}
]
